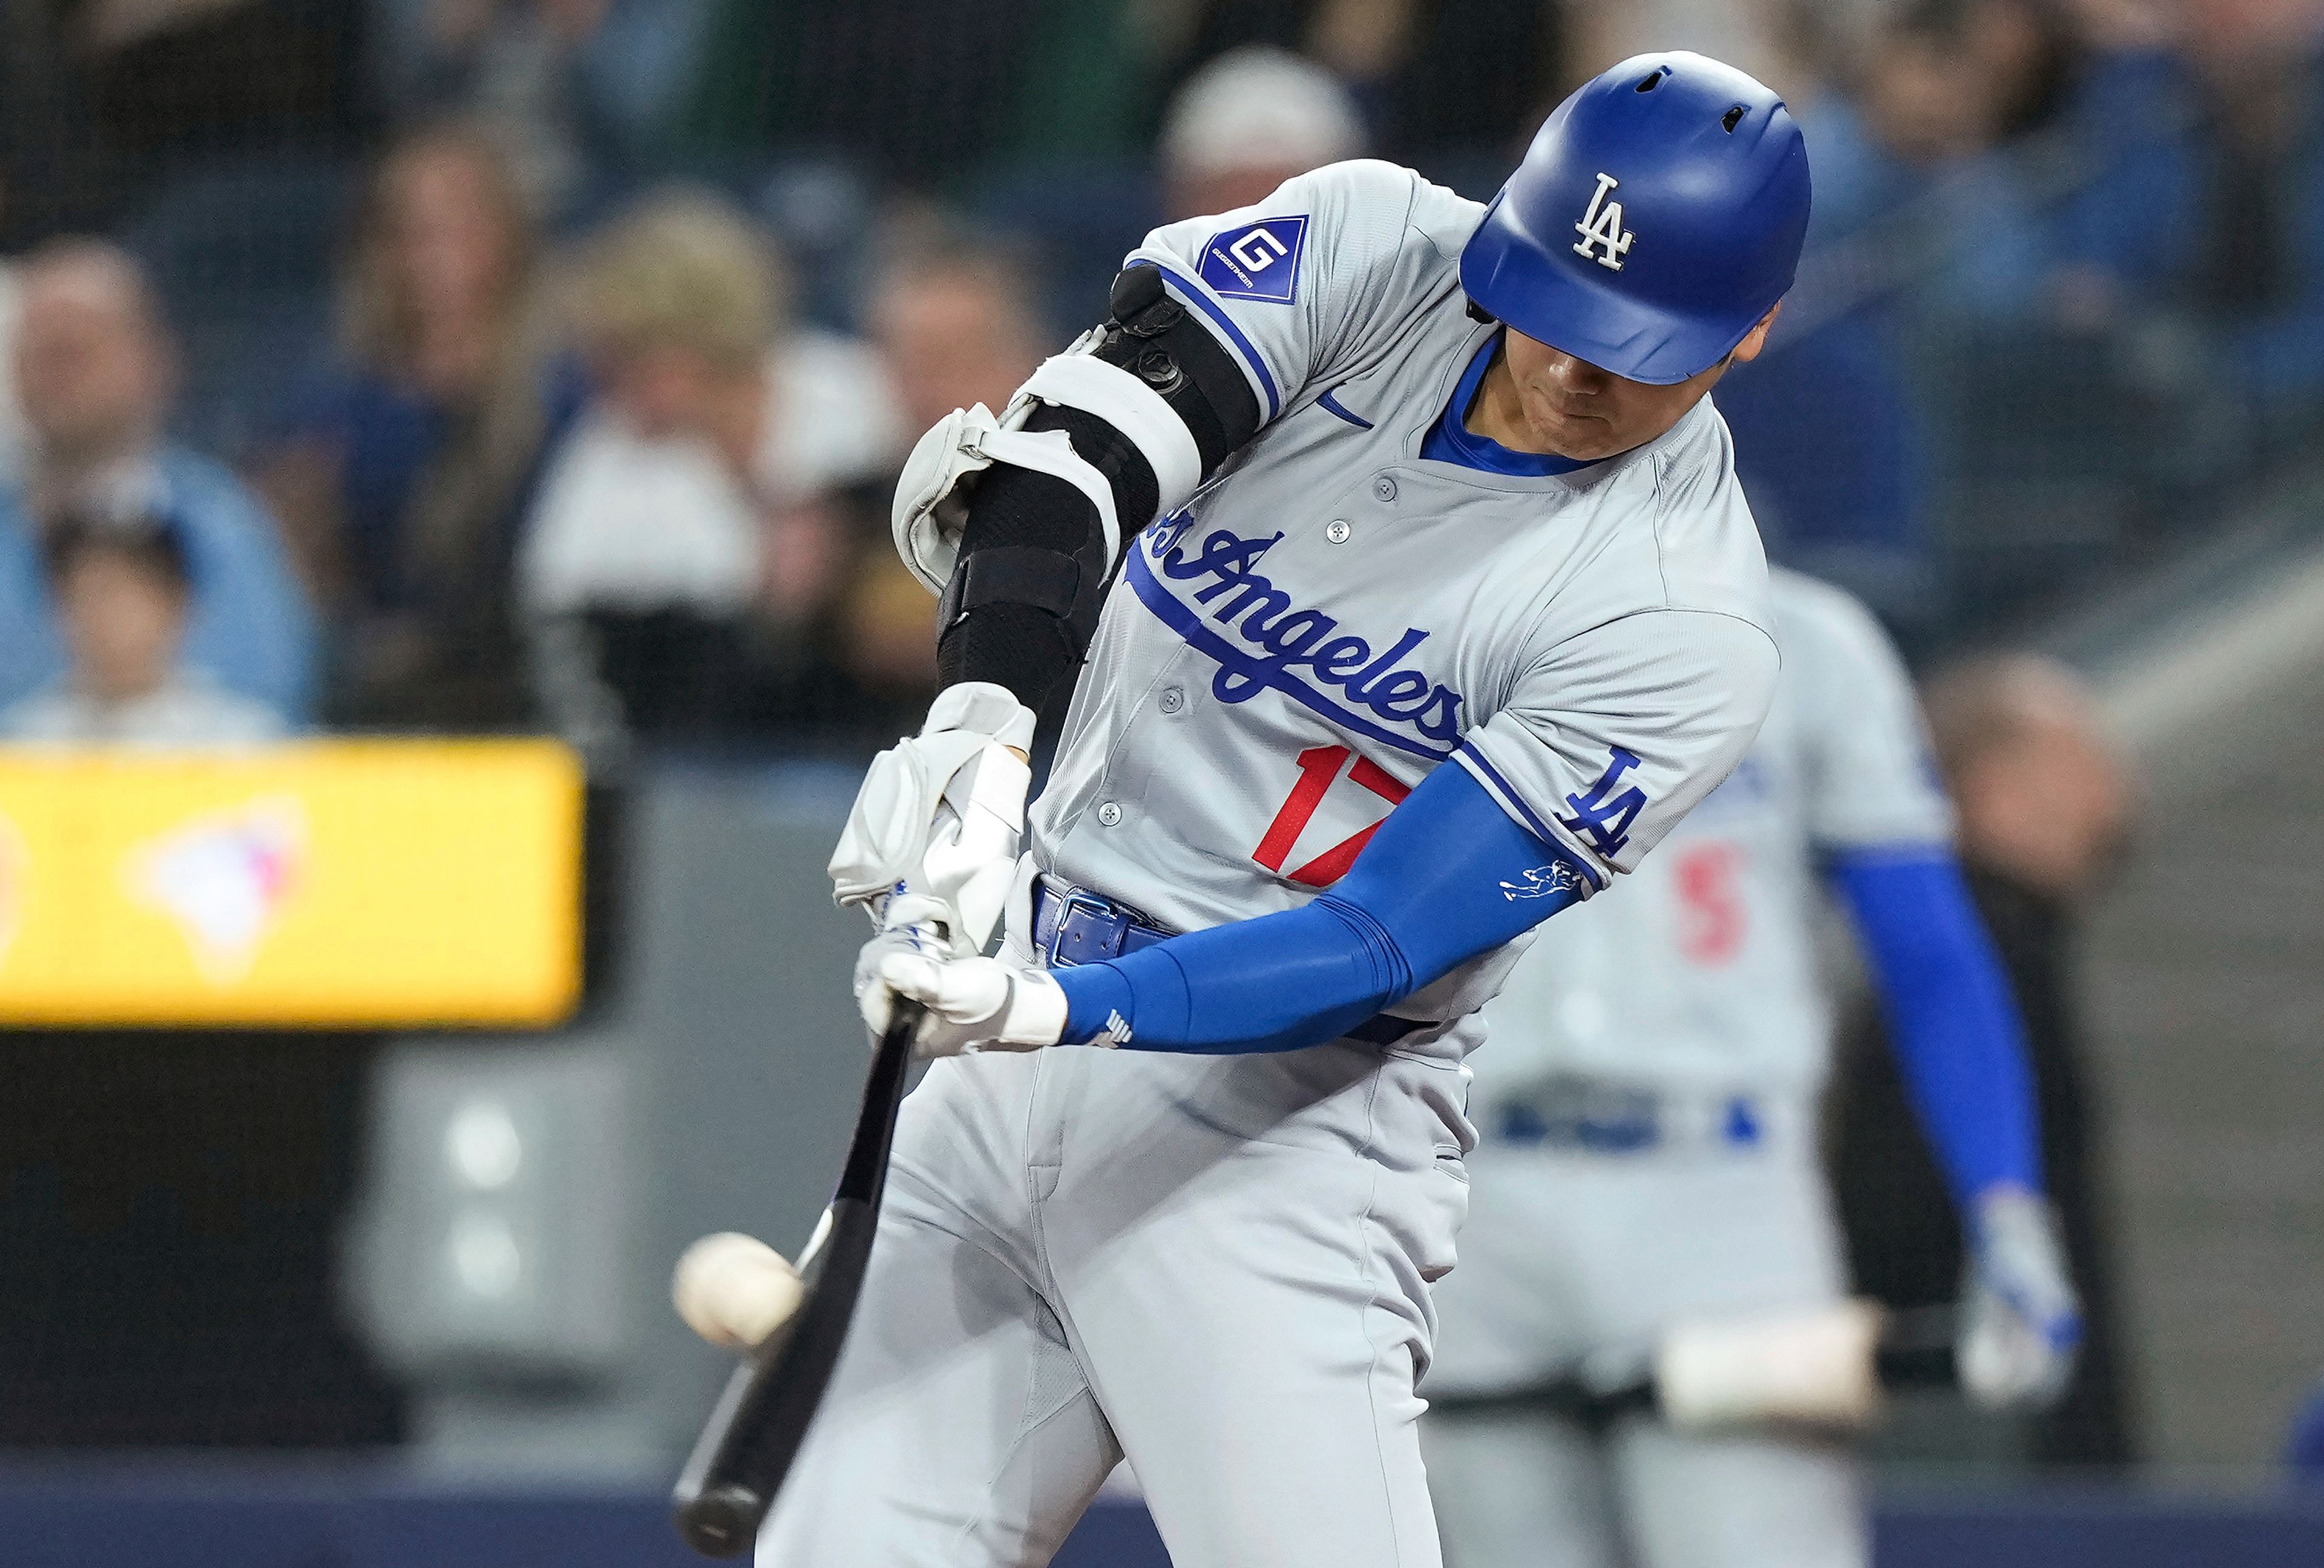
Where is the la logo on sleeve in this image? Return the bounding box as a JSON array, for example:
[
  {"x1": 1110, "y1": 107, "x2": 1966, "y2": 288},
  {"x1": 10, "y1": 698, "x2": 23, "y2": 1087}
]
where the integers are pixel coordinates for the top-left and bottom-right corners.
[{"x1": 1199, "y1": 215, "x2": 1309, "y2": 303}]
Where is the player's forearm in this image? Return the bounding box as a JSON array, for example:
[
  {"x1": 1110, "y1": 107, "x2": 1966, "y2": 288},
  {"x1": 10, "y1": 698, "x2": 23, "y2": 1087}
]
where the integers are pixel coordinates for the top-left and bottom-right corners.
[
  {"x1": 1051, "y1": 762, "x2": 1589, "y2": 1054},
  {"x1": 1832, "y1": 848, "x2": 2044, "y2": 1204},
  {"x1": 1052, "y1": 897, "x2": 1408, "y2": 1054}
]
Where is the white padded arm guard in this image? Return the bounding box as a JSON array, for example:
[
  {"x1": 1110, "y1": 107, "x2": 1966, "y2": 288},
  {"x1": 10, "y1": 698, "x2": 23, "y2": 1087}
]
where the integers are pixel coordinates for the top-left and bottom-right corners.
[
  {"x1": 888, "y1": 343, "x2": 1204, "y2": 595},
  {"x1": 1017, "y1": 350, "x2": 1203, "y2": 512},
  {"x1": 828, "y1": 681, "x2": 1037, "y2": 958},
  {"x1": 891, "y1": 402, "x2": 1121, "y2": 597}
]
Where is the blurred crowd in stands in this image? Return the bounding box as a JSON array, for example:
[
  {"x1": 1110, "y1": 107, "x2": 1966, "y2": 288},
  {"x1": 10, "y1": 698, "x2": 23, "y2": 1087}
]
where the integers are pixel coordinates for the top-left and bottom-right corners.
[{"x1": 0, "y1": 0, "x2": 2319, "y2": 752}]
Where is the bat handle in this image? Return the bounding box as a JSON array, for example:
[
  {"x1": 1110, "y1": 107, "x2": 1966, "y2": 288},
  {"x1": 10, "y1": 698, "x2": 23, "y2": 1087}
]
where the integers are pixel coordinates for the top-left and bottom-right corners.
[{"x1": 677, "y1": 1483, "x2": 765, "y2": 1558}]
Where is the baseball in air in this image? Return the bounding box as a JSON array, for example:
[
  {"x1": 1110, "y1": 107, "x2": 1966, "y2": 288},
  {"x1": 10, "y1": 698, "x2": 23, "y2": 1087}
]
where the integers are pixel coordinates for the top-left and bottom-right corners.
[{"x1": 672, "y1": 1232, "x2": 804, "y2": 1351}]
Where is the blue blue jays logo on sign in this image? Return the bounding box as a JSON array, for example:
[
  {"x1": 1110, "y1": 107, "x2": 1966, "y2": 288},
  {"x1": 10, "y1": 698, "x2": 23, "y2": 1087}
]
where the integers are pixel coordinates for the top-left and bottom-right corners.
[{"x1": 1199, "y1": 216, "x2": 1308, "y2": 303}]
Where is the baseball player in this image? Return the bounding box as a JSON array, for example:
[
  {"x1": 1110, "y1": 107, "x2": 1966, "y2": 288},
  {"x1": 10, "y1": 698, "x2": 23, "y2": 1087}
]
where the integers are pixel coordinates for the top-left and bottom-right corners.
[
  {"x1": 775, "y1": 54, "x2": 1810, "y2": 1567},
  {"x1": 1422, "y1": 568, "x2": 2084, "y2": 1568}
]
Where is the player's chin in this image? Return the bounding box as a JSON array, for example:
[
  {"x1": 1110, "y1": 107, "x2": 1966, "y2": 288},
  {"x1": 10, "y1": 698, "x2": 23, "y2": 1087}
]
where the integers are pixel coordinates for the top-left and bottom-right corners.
[{"x1": 1528, "y1": 413, "x2": 1620, "y2": 461}]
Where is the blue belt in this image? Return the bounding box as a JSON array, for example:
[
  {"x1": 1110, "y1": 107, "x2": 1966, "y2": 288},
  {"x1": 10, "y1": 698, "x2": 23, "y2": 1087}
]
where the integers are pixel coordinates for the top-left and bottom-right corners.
[
  {"x1": 1030, "y1": 881, "x2": 1426, "y2": 1048},
  {"x1": 1488, "y1": 1079, "x2": 1770, "y2": 1155}
]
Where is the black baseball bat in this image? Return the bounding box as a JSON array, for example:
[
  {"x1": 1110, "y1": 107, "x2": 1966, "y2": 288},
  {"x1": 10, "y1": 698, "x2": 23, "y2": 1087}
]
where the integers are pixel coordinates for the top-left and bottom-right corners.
[{"x1": 671, "y1": 999, "x2": 924, "y2": 1557}]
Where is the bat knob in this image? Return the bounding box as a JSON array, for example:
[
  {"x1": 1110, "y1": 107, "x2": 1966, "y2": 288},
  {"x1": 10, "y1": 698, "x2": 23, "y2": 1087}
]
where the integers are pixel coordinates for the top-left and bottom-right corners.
[{"x1": 675, "y1": 1484, "x2": 766, "y2": 1558}]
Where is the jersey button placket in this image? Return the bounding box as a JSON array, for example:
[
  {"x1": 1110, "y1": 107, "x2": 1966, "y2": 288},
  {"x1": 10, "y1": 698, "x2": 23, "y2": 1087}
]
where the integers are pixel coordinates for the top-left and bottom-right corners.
[
  {"x1": 1158, "y1": 685, "x2": 1185, "y2": 714},
  {"x1": 1372, "y1": 474, "x2": 1398, "y2": 504},
  {"x1": 1096, "y1": 801, "x2": 1124, "y2": 827}
]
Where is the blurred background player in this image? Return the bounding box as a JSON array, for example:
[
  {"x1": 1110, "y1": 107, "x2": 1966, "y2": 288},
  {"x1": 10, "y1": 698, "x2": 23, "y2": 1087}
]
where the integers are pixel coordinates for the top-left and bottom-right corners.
[
  {"x1": 1831, "y1": 652, "x2": 2141, "y2": 1468},
  {"x1": 1423, "y1": 568, "x2": 2080, "y2": 1568}
]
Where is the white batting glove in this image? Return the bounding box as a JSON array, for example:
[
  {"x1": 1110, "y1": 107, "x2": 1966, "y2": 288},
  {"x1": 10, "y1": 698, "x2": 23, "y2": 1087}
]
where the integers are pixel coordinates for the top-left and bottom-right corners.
[
  {"x1": 829, "y1": 682, "x2": 1035, "y2": 959},
  {"x1": 857, "y1": 949, "x2": 1068, "y2": 1058},
  {"x1": 1957, "y1": 1187, "x2": 2083, "y2": 1411}
]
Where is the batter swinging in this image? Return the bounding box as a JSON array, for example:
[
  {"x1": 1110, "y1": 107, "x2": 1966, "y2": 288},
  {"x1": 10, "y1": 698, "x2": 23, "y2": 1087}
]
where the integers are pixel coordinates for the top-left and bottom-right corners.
[{"x1": 770, "y1": 53, "x2": 1821, "y2": 1567}]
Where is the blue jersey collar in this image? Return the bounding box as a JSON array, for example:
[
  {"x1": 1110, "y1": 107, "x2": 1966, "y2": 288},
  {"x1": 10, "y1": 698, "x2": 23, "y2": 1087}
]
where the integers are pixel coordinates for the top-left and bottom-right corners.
[{"x1": 1419, "y1": 332, "x2": 1595, "y2": 478}]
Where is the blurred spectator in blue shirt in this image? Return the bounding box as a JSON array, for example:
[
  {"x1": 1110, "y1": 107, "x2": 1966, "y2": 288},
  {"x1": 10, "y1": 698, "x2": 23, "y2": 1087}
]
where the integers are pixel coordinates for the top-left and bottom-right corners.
[
  {"x1": 1796, "y1": 0, "x2": 2062, "y2": 320},
  {"x1": 250, "y1": 126, "x2": 578, "y2": 729},
  {"x1": 2, "y1": 507, "x2": 283, "y2": 746},
  {"x1": 0, "y1": 239, "x2": 314, "y2": 721}
]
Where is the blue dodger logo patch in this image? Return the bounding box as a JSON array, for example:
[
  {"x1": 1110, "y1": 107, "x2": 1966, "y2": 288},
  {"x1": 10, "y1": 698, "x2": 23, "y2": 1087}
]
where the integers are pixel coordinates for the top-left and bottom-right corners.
[{"x1": 1198, "y1": 216, "x2": 1308, "y2": 304}]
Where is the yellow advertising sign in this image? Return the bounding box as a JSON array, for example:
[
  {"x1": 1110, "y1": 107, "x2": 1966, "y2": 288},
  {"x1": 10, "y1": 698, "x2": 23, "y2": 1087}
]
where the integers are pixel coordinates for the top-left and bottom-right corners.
[{"x1": 0, "y1": 740, "x2": 584, "y2": 1028}]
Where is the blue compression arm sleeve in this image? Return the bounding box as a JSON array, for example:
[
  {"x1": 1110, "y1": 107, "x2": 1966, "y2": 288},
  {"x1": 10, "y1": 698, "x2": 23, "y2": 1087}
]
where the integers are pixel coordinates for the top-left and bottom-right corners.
[
  {"x1": 1831, "y1": 848, "x2": 2044, "y2": 1203},
  {"x1": 1054, "y1": 762, "x2": 1589, "y2": 1054}
]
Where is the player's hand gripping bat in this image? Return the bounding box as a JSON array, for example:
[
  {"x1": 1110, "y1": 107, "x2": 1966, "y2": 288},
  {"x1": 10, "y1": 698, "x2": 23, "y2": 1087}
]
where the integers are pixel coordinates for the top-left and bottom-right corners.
[{"x1": 670, "y1": 999, "x2": 923, "y2": 1557}]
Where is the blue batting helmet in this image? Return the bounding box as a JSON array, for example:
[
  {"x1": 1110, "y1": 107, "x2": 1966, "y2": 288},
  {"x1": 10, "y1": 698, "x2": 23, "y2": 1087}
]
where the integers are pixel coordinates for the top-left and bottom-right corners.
[{"x1": 1459, "y1": 52, "x2": 1811, "y2": 385}]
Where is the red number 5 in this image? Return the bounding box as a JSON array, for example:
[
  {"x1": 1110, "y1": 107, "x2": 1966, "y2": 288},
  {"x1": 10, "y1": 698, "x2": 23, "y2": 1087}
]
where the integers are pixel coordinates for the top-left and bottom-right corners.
[
  {"x1": 1252, "y1": 745, "x2": 1411, "y2": 887},
  {"x1": 1673, "y1": 841, "x2": 1747, "y2": 965}
]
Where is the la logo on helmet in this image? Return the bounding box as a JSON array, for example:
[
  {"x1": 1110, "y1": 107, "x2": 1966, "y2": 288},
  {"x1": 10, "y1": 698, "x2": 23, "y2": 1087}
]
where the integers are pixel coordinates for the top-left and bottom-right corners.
[{"x1": 1572, "y1": 172, "x2": 1634, "y2": 271}]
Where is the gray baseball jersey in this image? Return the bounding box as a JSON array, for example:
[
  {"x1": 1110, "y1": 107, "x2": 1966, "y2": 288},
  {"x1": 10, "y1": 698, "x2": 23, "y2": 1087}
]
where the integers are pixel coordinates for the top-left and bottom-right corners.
[
  {"x1": 1469, "y1": 567, "x2": 1952, "y2": 1102},
  {"x1": 1028, "y1": 158, "x2": 1780, "y2": 1060},
  {"x1": 766, "y1": 159, "x2": 1784, "y2": 1568}
]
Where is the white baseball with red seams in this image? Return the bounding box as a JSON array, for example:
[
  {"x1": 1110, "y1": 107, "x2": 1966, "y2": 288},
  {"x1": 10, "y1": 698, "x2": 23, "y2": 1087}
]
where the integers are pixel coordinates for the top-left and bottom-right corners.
[
  {"x1": 760, "y1": 159, "x2": 1780, "y2": 1568},
  {"x1": 672, "y1": 1232, "x2": 806, "y2": 1354}
]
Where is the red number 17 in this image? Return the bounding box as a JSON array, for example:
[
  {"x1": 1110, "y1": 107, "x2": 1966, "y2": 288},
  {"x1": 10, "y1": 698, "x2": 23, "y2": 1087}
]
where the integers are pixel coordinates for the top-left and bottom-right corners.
[{"x1": 1252, "y1": 745, "x2": 1411, "y2": 888}]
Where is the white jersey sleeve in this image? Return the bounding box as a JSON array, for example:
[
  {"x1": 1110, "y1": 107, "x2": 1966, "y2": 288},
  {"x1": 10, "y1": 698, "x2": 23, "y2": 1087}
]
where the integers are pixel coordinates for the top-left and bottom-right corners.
[
  {"x1": 1773, "y1": 571, "x2": 1954, "y2": 852},
  {"x1": 1125, "y1": 160, "x2": 1473, "y2": 426}
]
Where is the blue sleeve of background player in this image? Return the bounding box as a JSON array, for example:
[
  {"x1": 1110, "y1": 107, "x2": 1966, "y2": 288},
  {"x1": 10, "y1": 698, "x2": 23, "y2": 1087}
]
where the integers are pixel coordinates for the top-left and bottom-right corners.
[
  {"x1": 1830, "y1": 848, "x2": 2044, "y2": 1203},
  {"x1": 1052, "y1": 762, "x2": 1589, "y2": 1055}
]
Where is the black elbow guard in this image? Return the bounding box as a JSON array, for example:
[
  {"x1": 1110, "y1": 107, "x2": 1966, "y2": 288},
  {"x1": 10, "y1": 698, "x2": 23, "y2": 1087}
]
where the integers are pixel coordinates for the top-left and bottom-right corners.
[{"x1": 1092, "y1": 264, "x2": 1264, "y2": 479}]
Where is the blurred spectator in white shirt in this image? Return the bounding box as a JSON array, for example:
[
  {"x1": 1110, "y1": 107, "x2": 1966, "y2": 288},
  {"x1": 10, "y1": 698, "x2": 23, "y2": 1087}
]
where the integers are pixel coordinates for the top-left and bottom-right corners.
[
  {"x1": 2, "y1": 508, "x2": 283, "y2": 745},
  {"x1": 520, "y1": 189, "x2": 898, "y2": 735},
  {"x1": 1159, "y1": 45, "x2": 1369, "y2": 221}
]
